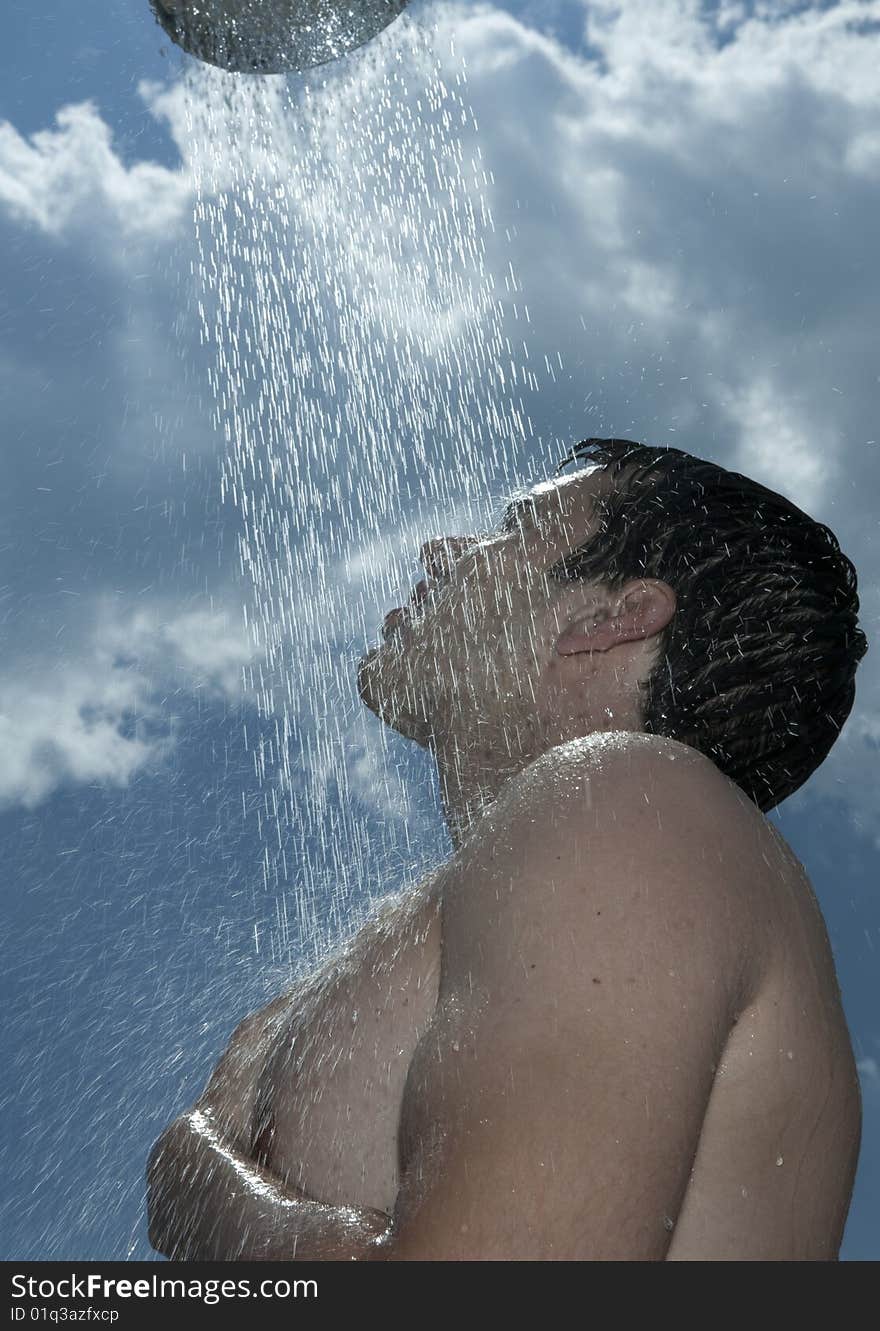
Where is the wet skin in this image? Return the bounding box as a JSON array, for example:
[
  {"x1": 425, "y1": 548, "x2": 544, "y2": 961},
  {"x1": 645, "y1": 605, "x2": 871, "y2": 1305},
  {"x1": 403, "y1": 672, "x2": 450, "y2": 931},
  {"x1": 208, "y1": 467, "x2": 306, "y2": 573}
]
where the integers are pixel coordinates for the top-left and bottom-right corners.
[
  {"x1": 240, "y1": 735, "x2": 860, "y2": 1259},
  {"x1": 149, "y1": 470, "x2": 861, "y2": 1258}
]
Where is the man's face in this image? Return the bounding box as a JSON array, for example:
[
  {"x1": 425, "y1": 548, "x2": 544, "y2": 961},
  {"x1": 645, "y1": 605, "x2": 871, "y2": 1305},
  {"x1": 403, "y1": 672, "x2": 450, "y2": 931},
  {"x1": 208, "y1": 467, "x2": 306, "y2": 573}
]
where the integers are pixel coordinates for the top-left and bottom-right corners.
[{"x1": 357, "y1": 467, "x2": 611, "y2": 751}]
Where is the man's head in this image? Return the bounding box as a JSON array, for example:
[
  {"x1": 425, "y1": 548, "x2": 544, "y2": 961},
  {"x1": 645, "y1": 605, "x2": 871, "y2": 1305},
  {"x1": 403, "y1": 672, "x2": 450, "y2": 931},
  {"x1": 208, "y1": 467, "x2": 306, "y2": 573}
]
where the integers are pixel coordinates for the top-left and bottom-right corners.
[{"x1": 357, "y1": 438, "x2": 867, "y2": 812}]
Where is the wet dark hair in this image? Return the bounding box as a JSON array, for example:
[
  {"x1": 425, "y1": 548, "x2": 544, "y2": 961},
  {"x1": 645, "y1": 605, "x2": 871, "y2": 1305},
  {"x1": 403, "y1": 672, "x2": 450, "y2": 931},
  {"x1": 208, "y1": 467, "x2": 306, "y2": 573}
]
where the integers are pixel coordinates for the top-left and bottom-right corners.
[{"x1": 548, "y1": 438, "x2": 868, "y2": 811}]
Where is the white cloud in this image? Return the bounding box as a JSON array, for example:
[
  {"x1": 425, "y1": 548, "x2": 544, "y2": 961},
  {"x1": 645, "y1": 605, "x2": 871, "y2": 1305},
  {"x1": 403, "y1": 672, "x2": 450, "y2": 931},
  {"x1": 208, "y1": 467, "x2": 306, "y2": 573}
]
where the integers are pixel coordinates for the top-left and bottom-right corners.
[
  {"x1": 0, "y1": 595, "x2": 259, "y2": 811},
  {"x1": 857, "y1": 1055, "x2": 880, "y2": 1108},
  {"x1": 846, "y1": 128, "x2": 880, "y2": 179},
  {"x1": 723, "y1": 374, "x2": 835, "y2": 516},
  {"x1": 0, "y1": 100, "x2": 190, "y2": 245},
  {"x1": 0, "y1": 659, "x2": 171, "y2": 811},
  {"x1": 97, "y1": 595, "x2": 259, "y2": 701},
  {"x1": 346, "y1": 734, "x2": 415, "y2": 821},
  {"x1": 583, "y1": 0, "x2": 880, "y2": 112}
]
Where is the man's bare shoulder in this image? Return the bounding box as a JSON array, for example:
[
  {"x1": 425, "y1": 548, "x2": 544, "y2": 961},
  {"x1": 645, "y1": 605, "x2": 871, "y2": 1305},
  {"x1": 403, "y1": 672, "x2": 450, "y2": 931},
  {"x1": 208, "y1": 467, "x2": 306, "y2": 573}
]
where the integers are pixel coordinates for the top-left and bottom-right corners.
[
  {"x1": 469, "y1": 730, "x2": 758, "y2": 830},
  {"x1": 453, "y1": 729, "x2": 772, "y2": 897},
  {"x1": 437, "y1": 730, "x2": 772, "y2": 1020}
]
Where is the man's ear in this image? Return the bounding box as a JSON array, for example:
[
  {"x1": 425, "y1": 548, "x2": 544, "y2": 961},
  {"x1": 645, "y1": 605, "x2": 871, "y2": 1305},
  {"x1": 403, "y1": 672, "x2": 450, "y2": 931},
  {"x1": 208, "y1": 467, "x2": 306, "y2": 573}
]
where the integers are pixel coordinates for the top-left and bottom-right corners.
[{"x1": 554, "y1": 579, "x2": 676, "y2": 656}]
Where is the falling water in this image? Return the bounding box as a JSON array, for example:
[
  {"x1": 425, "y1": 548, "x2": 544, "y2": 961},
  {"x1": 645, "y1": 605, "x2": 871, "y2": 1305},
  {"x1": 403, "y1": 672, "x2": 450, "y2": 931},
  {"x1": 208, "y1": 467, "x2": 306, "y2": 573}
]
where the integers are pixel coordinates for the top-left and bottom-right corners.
[{"x1": 178, "y1": 9, "x2": 537, "y2": 970}]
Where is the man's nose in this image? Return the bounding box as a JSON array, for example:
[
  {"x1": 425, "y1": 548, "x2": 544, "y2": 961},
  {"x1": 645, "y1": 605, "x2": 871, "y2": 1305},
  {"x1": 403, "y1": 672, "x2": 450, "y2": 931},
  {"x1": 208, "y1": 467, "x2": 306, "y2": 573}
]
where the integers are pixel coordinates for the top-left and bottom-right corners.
[{"x1": 419, "y1": 535, "x2": 474, "y2": 579}]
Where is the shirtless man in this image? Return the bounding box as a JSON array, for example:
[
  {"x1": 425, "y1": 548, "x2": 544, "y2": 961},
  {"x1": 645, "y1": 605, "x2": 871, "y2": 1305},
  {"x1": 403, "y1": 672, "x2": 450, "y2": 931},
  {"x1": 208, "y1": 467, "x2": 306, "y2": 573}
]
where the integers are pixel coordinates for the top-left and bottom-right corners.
[{"x1": 147, "y1": 437, "x2": 867, "y2": 1260}]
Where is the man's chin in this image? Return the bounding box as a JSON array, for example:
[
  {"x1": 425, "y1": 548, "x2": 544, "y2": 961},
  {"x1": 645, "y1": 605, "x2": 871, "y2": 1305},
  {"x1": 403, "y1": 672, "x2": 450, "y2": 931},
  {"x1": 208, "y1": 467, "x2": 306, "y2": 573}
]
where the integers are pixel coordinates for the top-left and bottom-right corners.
[
  {"x1": 356, "y1": 644, "x2": 388, "y2": 707},
  {"x1": 356, "y1": 649, "x2": 433, "y2": 749}
]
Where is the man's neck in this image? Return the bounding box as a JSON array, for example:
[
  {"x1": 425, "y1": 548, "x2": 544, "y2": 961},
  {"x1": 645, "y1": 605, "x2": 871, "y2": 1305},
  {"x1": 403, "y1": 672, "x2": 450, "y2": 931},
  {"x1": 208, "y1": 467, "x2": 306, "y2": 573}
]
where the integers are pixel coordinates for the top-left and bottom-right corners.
[
  {"x1": 430, "y1": 712, "x2": 647, "y2": 851},
  {"x1": 431, "y1": 738, "x2": 526, "y2": 852},
  {"x1": 430, "y1": 712, "x2": 579, "y2": 851}
]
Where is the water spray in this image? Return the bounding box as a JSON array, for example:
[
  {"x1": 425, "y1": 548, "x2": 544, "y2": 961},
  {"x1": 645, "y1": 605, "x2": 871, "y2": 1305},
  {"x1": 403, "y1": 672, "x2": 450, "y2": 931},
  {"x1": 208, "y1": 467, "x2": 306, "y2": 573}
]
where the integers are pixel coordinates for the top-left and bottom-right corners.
[{"x1": 149, "y1": 0, "x2": 411, "y2": 74}]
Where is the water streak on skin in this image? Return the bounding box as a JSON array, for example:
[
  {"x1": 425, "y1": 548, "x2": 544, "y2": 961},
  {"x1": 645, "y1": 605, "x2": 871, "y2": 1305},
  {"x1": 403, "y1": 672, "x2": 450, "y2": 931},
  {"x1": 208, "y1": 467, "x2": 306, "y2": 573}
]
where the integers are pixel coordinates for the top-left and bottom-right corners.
[{"x1": 188, "y1": 1107, "x2": 305, "y2": 1208}]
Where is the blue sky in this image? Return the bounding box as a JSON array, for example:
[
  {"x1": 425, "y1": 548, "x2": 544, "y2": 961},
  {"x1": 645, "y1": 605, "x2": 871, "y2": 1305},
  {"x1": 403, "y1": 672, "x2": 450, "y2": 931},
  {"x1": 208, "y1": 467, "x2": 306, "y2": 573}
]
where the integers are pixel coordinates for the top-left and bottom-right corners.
[{"x1": 1, "y1": 0, "x2": 878, "y2": 1259}]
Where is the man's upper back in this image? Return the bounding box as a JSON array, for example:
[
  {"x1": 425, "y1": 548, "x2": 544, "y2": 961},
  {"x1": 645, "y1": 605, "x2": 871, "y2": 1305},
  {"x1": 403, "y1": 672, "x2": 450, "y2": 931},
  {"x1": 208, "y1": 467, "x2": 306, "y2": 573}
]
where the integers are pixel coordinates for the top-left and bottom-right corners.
[
  {"x1": 387, "y1": 733, "x2": 861, "y2": 1260},
  {"x1": 663, "y1": 808, "x2": 860, "y2": 1259}
]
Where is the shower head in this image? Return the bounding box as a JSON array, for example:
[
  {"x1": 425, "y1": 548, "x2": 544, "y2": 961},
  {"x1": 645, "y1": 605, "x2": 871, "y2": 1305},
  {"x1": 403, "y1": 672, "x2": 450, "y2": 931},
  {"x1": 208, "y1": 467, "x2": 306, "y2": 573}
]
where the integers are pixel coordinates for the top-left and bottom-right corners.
[{"x1": 149, "y1": 0, "x2": 411, "y2": 75}]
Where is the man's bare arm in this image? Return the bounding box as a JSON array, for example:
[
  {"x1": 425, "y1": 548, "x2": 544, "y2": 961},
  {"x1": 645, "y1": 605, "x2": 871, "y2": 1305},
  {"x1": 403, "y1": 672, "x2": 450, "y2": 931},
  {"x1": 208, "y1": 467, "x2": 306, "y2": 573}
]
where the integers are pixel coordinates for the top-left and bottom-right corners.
[
  {"x1": 147, "y1": 990, "x2": 390, "y2": 1260},
  {"x1": 147, "y1": 1108, "x2": 390, "y2": 1261}
]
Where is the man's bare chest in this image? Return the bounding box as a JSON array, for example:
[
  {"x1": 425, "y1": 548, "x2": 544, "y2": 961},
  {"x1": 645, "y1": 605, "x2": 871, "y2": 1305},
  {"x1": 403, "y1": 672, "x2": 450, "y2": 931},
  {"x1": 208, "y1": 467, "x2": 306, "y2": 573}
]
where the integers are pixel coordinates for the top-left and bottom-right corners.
[{"x1": 253, "y1": 879, "x2": 442, "y2": 1214}]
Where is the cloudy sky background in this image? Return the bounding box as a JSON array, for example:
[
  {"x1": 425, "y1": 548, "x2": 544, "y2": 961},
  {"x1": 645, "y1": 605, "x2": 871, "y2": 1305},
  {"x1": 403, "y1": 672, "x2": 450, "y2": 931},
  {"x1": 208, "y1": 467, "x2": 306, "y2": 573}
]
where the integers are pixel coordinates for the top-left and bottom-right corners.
[{"x1": 1, "y1": 0, "x2": 878, "y2": 1258}]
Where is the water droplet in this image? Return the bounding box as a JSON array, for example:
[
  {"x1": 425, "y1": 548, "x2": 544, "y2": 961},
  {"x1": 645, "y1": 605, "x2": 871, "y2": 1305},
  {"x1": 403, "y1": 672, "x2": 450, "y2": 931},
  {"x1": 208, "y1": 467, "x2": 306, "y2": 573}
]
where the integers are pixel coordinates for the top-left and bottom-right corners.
[{"x1": 775, "y1": 1155, "x2": 784, "y2": 1166}]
